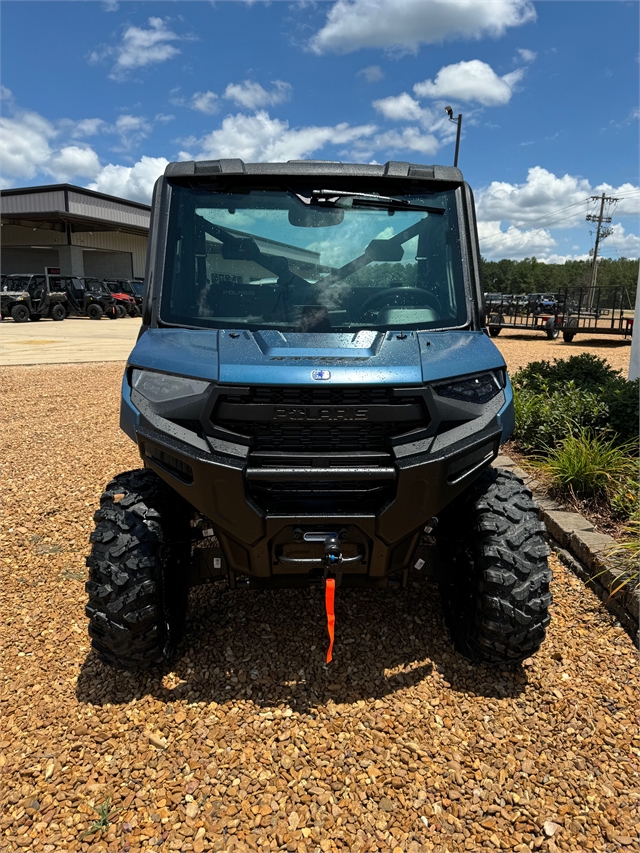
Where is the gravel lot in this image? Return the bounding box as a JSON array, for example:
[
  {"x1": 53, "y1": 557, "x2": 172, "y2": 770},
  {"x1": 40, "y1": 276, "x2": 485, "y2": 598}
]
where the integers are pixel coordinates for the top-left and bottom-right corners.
[
  {"x1": 2, "y1": 362, "x2": 639, "y2": 853},
  {"x1": 491, "y1": 331, "x2": 632, "y2": 376}
]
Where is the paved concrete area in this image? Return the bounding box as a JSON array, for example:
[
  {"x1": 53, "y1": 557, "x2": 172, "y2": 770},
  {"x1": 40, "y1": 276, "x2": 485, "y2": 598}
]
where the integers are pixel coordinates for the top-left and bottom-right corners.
[{"x1": 0, "y1": 316, "x2": 141, "y2": 365}]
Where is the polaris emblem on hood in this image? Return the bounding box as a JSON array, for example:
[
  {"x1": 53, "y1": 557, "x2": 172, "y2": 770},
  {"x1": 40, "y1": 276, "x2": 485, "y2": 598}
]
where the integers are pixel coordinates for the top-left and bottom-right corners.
[{"x1": 312, "y1": 369, "x2": 331, "y2": 380}]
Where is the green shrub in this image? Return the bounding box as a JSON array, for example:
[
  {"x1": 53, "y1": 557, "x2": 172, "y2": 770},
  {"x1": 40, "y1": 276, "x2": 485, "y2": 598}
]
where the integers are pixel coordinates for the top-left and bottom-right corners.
[
  {"x1": 512, "y1": 353, "x2": 622, "y2": 394},
  {"x1": 513, "y1": 382, "x2": 609, "y2": 452},
  {"x1": 537, "y1": 431, "x2": 637, "y2": 504},
  {"x1": 512, "y1": 353, "x2": 639, "y2": 449}
]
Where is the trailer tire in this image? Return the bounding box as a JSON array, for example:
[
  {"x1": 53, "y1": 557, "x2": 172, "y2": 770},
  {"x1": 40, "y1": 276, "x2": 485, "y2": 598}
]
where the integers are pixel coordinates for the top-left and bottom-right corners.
[
  {"x1": 437, "y1": 468, "x2": 552, "y2": 668},
  {"x1": 86, "y1": 468, "x2": 192, "y2": 670},
  {"x1": 563, "y1": 318, "x2": 578, "y2": 343},
  {"x1": 545, "y1": 318, "x2": 559, "y2": 340},
  {"x1": 87, "y1": 303, "x2": 103, "y2": 320},
  {"x1": 50, "y1": 303, "x2": 66, "y2": 321},
  {"x1": 11, "y1": 304, "x2": 29, "y2": 323},
  {"x1": 488, "y1": 313, "x2": 502, "y2": 337}
]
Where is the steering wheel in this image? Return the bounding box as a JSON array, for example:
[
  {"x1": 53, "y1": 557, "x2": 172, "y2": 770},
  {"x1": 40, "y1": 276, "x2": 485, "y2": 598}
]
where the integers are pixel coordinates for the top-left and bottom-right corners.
[{"x1": 359, "y1": 286, "x2": 441, "y2": 319}]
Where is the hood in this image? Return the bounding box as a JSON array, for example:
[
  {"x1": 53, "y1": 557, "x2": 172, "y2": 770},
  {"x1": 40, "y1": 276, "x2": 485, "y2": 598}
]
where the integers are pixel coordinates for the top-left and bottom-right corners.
[{"x1": 128, "y1": 327, "x2": 506, "y2": 385}]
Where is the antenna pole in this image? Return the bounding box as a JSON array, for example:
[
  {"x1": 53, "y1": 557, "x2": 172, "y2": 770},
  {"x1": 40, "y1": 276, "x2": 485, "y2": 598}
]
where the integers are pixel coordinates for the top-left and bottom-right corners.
[{"x1": 453, "y1": 114, "x2": 462, "y2": 168}]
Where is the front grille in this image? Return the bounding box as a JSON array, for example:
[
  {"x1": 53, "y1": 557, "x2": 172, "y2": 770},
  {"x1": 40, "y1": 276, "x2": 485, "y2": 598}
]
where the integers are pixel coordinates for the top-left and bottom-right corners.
[
  {"x1": 213, "y1": 385, "x2": 428, "y2": 453},
  {"x1": 249, "y1": 480, "x2": 395, "y2": 514}
]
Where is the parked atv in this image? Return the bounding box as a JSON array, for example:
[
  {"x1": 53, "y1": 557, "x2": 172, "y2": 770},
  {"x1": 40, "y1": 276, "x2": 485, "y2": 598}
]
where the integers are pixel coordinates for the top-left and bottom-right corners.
[
  {"x1": 50, "y1": 276, "x2": 117, "y2": 320},
  {"x1": 103, "y1": 279, "x2": 142, "y2": 317},
  {"x1": 1, "y1": 274, "x2": 67, "y2": 322},
  {"x1": 86, "y1": 158, "x2": 552, "y2": 672}
]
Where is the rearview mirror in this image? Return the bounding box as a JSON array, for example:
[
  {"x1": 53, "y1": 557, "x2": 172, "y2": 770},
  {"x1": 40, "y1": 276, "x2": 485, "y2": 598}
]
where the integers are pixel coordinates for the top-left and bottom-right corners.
[
  {"x1": 288, "y1": 205, "x2": 344, "y2": 227},
  {"x1": 365, "y1": 239, "x2": 404, "y2": 261}
]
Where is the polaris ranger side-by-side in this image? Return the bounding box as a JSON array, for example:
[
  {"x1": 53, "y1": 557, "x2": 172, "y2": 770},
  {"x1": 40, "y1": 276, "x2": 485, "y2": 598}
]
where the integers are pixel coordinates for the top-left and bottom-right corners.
[
  {"x1": 1, "y1": 274, "x2": 67, "y2": 322},
  {"x1": 86, "y1": 159, "x2": 552, "y2": 671},
  {"x1": 50, "y1": 276, "x2": 118, "y2": 320},
  {"x1": 103, "y1": 279, "x2": 143, "y2": 316}
]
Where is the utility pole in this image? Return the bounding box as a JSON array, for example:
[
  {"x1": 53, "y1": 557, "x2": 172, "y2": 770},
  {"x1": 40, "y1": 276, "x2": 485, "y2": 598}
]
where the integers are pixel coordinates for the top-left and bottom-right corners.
[
  {"x1": 586, "y1": 192, "x2": 618, "y2": 289},
  {"x1": 444, "y1": 106, "x2": 462, "y2": 168}
]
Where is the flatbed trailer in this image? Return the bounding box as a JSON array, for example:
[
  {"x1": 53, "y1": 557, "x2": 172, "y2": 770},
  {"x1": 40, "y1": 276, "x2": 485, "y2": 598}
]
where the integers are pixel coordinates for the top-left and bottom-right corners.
[{"x1": 486, "y1": 286, "x2": 634, "y2": 342}]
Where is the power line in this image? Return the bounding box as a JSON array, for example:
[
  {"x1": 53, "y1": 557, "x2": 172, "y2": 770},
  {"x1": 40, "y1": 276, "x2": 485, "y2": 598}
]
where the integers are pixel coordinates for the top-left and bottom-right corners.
[{"x1": 478, "y1": 189, "x2": 640, "y2": 250}]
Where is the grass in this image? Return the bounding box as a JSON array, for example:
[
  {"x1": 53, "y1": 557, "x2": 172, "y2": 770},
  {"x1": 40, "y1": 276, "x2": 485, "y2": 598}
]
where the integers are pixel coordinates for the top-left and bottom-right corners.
[
  {"x1": 80, "y1": 796, "x2": 121, "y2": 841},
  {"x1": 534, "y1": 430, "x2": 637, "y2": 511},
  {"x1": 601, "y1": 514, "x2": 640, "y2": 597}
]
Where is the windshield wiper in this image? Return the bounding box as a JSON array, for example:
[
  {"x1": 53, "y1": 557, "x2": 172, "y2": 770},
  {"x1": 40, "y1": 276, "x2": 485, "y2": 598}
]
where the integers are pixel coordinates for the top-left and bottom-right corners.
[{"x1": 310, "y1": 189, "x2": 445, "y2": 214}]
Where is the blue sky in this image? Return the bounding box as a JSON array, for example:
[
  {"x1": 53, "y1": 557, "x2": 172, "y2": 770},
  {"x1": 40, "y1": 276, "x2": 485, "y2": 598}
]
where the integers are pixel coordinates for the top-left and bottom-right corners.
[{"x1": 1, "y1": 0, "x2": 638, "y2": 261}]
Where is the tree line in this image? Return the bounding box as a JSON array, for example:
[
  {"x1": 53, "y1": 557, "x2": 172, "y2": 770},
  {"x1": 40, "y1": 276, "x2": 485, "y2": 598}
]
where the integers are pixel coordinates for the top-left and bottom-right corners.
[{"x1": 480, "y1": 256, "x2": 638, "y2": 298}]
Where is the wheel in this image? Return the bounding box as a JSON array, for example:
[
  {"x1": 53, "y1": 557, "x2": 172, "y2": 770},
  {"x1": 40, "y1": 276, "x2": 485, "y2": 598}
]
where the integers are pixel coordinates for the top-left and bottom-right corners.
[
  {"x1": 29, "y1": 314, "x2": 42, "y2": 322},
  {"x1": 114, "y1": 304, "x2": 127, "y2": 319},
  {"x1": 436, "y1": 468, "x2": 552, "y2": 667},
  {"x1": 488, "y1": 313, "x2": 503, "y2": 337},
  {"x1": 86, "y1": 469, "x2": 192, "y2": 670},
  {"x1": 545, "y1": 318, "x2": 559, "y2": 340},
  {"x1": 563, "y1": 318, "x2": 578, "y2": 343},
  {"x1": 50, "y1": 303, "x2": 66, "y2": 321},
  {"x1": 128, "y1": 305, "x2": 141, "y2": 318},
  {"x1": 87, "y1": 303, "x2": 103, "y2": 320},
  {"x1": 11, "y1": 304, "x2": 29, "y2": 323}
]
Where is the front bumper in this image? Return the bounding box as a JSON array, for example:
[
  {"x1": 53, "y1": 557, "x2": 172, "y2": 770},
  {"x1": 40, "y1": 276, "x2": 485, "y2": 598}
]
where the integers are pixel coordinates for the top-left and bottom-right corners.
[{"x1": 133, "y1": 394, "x2": 506, "y2": 583}]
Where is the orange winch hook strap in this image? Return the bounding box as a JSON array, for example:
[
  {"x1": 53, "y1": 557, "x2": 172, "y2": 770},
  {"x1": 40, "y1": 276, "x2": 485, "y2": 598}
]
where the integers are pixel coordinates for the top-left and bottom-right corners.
[{"x1": 325, "y1": 578, "x2": 336, "y2": 663}]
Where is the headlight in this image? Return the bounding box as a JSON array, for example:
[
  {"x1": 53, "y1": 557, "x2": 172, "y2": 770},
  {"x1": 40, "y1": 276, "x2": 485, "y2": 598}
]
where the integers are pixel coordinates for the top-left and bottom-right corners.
[
  {"x1": 433, "y1": 371, "x2": 503, "y2": 404},
  {"x1": 131, "y1": 369, "x2": 210, "y2": 403}
]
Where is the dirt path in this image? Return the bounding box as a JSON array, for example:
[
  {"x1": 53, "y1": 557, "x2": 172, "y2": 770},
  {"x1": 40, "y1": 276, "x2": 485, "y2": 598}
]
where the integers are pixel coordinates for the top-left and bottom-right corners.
[{"x1": 1, "y1": 364, "x2": 639, "y2": 853}]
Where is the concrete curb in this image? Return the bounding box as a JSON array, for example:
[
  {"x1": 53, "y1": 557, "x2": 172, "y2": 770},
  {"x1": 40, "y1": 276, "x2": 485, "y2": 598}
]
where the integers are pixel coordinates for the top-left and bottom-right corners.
[{"x1": 494, "y1": 455, "x2": 639, "y2": 646}]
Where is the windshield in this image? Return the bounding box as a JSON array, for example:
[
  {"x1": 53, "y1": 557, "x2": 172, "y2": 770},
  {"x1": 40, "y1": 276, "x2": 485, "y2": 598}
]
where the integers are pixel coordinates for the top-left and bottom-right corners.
[
  {"x1": 3, "y1": 276, "x2": 31, "y2": 292},
  {"x1": 161, "y1": 184, "x2": 468, "y2": 332}
]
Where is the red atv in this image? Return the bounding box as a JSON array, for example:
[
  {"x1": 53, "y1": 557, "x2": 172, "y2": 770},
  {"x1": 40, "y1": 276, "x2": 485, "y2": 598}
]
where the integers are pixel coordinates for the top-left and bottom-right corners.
[{"x1": 101, "y1": 279, "x2": 138, "y2": 317}]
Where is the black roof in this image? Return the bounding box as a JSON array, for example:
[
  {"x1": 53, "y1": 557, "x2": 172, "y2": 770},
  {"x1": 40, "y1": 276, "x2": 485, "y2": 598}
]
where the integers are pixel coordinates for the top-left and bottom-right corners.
[{"x1": 165, "y1": 159, "x2": 463, "y2": 183}]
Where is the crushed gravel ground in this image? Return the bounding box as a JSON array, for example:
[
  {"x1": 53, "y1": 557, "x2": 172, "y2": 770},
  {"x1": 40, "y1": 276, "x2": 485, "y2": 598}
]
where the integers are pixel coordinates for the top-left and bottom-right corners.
[
  {"x1": 2, "y1": 362, "x2": 639, "y2": 853},
  {"x1": 491, "y1": 331, "x2": 632, "y2": 376}
]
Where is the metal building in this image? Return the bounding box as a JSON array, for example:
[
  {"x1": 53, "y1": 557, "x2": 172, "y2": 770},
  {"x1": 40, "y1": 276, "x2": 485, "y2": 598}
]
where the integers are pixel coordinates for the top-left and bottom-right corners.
[{"x1": 0, "y1": 184, "x2": 150, "y2": 279}]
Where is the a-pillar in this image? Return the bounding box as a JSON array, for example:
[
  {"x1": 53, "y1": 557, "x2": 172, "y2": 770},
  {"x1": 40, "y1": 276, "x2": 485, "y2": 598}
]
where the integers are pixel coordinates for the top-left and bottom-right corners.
[{"x1": 58, "y1": 245, "x2": 85, "y2": 276}]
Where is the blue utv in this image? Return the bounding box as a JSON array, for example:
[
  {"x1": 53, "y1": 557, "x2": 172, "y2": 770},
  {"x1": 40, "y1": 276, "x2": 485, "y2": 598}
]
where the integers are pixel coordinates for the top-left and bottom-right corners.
[{"x1": 86, "y1": 159, "x2": 551, "y2": 670}]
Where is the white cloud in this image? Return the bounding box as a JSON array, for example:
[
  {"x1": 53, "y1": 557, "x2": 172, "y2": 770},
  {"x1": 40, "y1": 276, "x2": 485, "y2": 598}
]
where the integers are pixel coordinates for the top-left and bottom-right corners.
[
  {"x1": 309, "y1": 0, "x2": 535, "y2": 55},
  {"x1": 368, "y1": 127, "x2": 440, "y2": 156},
  {"x1": 44, "y1": 146, "x2": 102, "y2": 183},
  {"x1": 112, "y1": 114, "x2": 152, "y2": 149},
  {"x1": 517, "y1": 48, "x2": 537, "y2": 63},
  {"x1": 477, "y1": 219, "x2": 556, "y2": 259},
  {"x1": 373, "y1": 92, "x2": 432, "y2": 125},
  {"x1": 1, "y1": 85, "x2": 13, "y2": 101},
  {"x1": 0, "y1": 111, "x2": 54, "y2": 180},
  {"x1": 191, "y1": 91, "x2": 219, "y2": 115},
  {"x1": 71, "y1": 118, "x2": 106, "y2": 138},
  {"x1": 89, "y1": 17, "x2": 182, "y2": 80},
  {"x1": 538, "y1": 253, "x2": 591, "y2": 264},
  {"x1": 358, "y1": 65, "x2": 384, "y2": 83},
  {"x1": 196, "y1": 110, "x2": 376, "y2": 162},
  {"x1": 224, "y1": 80, "x2": 292, "y2": 110},
  {"x1": 87, "y1": 156, "x2": 168, "y2": 203},
  {"x1": 414, "y1": 60, "x2": 524, "y2": 106},
  {"x1": 476, "y1": 167, "x2": 640, "y2": 228},
  {"x1": 606, "y1": 223, "x2": 640, "y2": 258}
]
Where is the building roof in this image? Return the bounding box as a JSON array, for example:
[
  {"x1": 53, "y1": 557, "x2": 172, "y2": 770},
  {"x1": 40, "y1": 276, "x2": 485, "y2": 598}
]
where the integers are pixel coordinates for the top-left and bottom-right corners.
[{"x1": 1, "y1": 184, "x2": 150, "y2": 236}]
